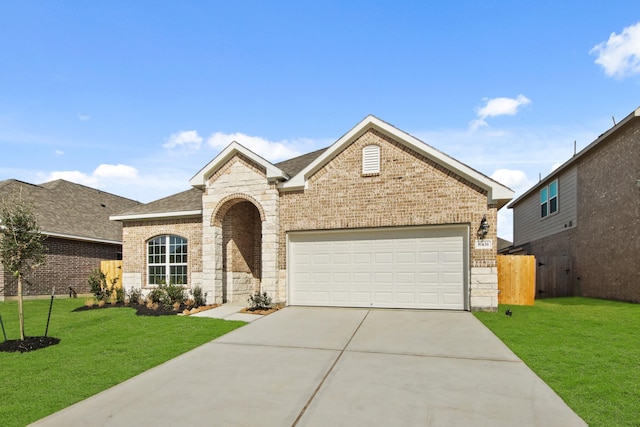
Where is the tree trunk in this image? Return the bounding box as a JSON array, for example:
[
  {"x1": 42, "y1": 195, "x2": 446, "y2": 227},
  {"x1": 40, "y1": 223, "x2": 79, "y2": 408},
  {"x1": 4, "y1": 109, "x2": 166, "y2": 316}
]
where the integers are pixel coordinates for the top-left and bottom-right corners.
[{"x1": 18, "y1": 273, "x2": 25, "y2": 341}]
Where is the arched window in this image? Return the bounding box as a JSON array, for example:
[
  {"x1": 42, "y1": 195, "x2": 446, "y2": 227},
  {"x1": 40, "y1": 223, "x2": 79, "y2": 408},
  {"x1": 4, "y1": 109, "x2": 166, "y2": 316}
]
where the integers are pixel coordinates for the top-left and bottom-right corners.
[
  {"x1": 362, "y1": 144, "x2": 380, "y2": 175},
  {"x1": 147, "y1": 235, "x2": 188, "y2": 285}
]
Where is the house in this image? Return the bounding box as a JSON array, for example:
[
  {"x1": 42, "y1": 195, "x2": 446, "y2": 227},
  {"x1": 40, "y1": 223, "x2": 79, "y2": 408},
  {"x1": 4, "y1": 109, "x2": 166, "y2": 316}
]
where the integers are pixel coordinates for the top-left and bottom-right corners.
[
  {"x1": 111, "y1": 116, "x2": 514, "y2": 311},
  {"x1": 0, "y1": 179, "x2": 140, "y2": 300},
  {"x1": 508, "y1": 106, "x2": 640, "y2": 302}
]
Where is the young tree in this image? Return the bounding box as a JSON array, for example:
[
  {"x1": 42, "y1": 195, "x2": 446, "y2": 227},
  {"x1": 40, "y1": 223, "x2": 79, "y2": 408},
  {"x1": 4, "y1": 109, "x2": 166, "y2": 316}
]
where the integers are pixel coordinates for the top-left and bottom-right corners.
[{"x1": 0, "y1": 194, "x2": 46, "y2": 340}]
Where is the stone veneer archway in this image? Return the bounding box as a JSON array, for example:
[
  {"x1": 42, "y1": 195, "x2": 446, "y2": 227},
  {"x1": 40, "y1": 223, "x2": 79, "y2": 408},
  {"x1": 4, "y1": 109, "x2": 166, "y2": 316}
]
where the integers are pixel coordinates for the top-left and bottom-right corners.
[
  {"x1": 216, "y1": 198, "x2": 262, "y2": 303},
  {"x1": 201, "y1": 175, "x2": 280, "y2": 305}
]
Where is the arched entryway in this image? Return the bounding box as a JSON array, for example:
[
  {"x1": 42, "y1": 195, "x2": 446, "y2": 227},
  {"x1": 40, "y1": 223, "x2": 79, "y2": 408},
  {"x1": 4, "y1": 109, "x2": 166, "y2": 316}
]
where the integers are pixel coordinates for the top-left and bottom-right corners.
[{"x1": 214, "y1": 197, "x2": 263, "y2": 303}]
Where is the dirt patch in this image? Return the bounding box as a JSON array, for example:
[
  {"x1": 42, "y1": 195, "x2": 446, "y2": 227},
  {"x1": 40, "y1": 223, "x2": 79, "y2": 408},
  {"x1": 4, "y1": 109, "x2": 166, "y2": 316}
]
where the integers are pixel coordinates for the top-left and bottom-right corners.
[{"x1": 0, "y1": 336, "x2": 61, "y2": 353}]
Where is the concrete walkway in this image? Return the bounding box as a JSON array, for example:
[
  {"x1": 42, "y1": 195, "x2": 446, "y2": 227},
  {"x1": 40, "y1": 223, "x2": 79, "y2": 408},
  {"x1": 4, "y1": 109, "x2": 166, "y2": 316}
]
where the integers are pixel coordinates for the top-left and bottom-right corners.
[{"x1": 31, "y1": 307, "x2": 586, "y2": 426}]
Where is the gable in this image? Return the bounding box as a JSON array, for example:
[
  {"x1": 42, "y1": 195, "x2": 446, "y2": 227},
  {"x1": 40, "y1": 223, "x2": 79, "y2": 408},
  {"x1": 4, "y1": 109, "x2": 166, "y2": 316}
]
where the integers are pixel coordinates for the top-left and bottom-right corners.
[
  {"x1": 190, "y1": 141, "x2": 287, "y2": 189},
  {"x1": 279, "y1": 115, "x2": 513, "y2": 208},
  {"x1": 304, "y1": 129, "x2": 488, "y2": 201}
]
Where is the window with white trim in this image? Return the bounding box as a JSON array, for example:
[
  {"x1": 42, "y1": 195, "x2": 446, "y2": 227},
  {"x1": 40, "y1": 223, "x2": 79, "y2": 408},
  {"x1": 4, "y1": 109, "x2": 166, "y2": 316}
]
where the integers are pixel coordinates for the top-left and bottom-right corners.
[
  {"x1": 540, "y1": 180, "x2": 558, "y2": 218},
  {"x1": 362, "y1": 145, "x2": 380, "y2": 175},
  {"x1": 147, "y1": 235, "x2": 188, "y2": 285}
]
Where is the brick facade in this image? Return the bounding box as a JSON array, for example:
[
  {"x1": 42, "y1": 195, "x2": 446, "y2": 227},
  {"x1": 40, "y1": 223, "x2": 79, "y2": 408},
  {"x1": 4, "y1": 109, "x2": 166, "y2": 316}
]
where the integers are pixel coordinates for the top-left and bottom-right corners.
[
  {"x1": 118, "y1": 118, "x2": 510, "y2": 311},
  {"x1": 0, "y1": 237, "x2": 121, "y2": 300},
  {"x1": 279, "y1": 129, "x2": 499, "y2": 310},
  {"x1": 121, "y1": 217, "x2": 203, "y2": 298}
]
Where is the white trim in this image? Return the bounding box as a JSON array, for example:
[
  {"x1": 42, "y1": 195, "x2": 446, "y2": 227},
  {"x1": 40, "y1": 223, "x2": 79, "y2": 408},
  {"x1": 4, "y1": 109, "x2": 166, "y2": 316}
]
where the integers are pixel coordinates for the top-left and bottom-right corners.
[
  {"x1": 362, "y1": 144, "x2": 380, "y2": 175},
  {"x1": 110, "y1": 210, "x2": 202, "y2": 221},
  {"x1": 286, "y1": 224, "x2": 470, "y2": 310},
  {"x1": 189, "y1": 141, "x2": 288, "y2": 188},
  {"x1": 43, "y1": 231, "x2": 122, "y2": 245},
  {"x1": 279, "y1": 115, "x2": 513, "y2": 208}
]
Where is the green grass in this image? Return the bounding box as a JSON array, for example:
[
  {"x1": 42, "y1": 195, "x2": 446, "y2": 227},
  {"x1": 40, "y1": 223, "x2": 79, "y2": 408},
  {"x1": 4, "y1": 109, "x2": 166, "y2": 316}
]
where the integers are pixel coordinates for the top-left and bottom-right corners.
[
  {"x1": 0, "y1": 298, "x2": 245, "y2": 426},
  {"x1": 475, "y1": 297, "x2": 640, "y2": 426}
]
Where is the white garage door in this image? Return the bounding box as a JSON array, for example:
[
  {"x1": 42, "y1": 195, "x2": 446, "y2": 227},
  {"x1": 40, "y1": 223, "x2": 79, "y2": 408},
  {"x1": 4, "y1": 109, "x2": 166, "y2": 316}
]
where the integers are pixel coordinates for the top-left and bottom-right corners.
[{"x1": 288, "y1": 226, "x2": 467, "y2": 310}]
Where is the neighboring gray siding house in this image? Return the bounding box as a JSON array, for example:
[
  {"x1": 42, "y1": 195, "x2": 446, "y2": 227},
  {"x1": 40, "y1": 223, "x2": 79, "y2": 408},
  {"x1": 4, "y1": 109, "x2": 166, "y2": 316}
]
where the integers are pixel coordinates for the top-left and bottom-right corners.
[
  {"x1": 509, "y1": 106, "x2": 639, "y2": 302},
  {"x1": 0, "y1": 179, "x2": 140, "y2": 300},
  {"x1": 113, "y1": 116, "x2": 514, "y2": 311}
]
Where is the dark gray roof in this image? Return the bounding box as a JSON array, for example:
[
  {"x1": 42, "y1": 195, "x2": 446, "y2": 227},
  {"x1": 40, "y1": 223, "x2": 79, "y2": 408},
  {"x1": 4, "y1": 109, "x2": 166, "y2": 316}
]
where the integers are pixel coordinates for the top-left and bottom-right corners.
[
  {"x1": 114, "y1": 187, "x2": 203, "y2": 217},
  {"x1": 0, "y1": 179, "x2": 141, "y2": 242},
  {"x1": 275, "y1": 147, "x2": 328, "y2": 177},
  {"x1": 117, "y1": 149, "x2": 327, "y2": 219},
  {"x1": 497, "y1": 237, "x2": 512, "y2": 251}
]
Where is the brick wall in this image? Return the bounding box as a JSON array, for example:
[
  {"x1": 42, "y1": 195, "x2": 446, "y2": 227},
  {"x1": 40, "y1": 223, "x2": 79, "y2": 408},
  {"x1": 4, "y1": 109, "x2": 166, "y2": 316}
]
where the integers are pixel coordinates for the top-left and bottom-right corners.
[
  {"x1": 279, "y1": 129, "x2": 499, "y2": 309},
  {"x1": 573, "y1": 119, "x2": 640, "y2": 302},
  {"x1": 1, "y1": 237, "x2": 121, "y2": 298},
  {"x1": 121, "y1": 217, "x2": 203, "y2": 290}
]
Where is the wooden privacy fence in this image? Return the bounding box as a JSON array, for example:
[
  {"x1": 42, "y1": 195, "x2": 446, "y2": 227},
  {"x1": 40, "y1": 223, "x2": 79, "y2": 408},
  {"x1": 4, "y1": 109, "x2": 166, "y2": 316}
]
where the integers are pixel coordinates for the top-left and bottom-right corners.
[
  {"x1": 100, "y1": 260, "x2": 123, "y2": 292},
  {"x1": 497, "y1": 255, "x2": 535, "y2": 306}
]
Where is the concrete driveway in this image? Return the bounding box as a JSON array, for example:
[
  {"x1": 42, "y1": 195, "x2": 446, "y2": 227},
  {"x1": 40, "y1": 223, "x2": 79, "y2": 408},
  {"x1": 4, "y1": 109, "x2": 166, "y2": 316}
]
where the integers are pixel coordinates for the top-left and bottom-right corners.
[{"x1": 32, "y1": 307, "x2": 586, "y2": 426}]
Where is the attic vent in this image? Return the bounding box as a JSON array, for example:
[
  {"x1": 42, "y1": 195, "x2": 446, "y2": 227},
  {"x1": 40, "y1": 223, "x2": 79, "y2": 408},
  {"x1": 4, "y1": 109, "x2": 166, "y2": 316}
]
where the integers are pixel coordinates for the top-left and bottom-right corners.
[{"x1": 362, "y1": 145, "x2": 380, "y2": 175}]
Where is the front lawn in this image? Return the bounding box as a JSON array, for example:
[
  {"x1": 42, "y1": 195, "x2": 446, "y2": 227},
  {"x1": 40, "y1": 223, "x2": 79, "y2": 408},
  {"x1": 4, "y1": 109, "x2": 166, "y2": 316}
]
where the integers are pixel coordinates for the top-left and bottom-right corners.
[
  {"x1": 0, "y1": 298, "x2": 245, "y2": 426},
  {"x1": 475, "y1": 297, "x2": 640, "y2": 426}
]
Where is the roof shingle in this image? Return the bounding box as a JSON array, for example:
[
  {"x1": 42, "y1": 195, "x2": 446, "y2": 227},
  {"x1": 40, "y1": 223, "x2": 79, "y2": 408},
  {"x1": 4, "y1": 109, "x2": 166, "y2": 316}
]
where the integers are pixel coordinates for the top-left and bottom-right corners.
[{"x1": 0, "y1": 179, "x2": 140, "y2": 242}]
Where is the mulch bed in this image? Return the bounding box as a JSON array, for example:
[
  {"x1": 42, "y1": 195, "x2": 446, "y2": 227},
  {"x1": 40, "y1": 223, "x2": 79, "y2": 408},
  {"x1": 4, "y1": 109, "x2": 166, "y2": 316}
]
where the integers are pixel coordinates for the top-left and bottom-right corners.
[
  {"x1": 72, "y1": 302, "x2": 219, "y2": 317},
  {"x1": 0, "y1": 336, "x2": 61, "y2": 353}
]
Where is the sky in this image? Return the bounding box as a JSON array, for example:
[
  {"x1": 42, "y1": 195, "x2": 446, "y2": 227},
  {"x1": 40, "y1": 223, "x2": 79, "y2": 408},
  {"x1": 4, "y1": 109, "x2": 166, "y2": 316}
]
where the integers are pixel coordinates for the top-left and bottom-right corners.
[{"x1": 1, "y1": 1, "x2": 639, "y2": 241}]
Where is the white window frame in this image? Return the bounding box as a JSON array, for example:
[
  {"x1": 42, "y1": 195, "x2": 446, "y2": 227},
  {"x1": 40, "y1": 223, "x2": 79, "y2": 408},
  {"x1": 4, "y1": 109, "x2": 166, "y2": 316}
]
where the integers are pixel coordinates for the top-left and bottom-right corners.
[
  {"x1": 540, "y1": 179, "x2": 558, "y2": 218},
  {"x1": 147, "y1": 235, "x2": 188, "y2": 286},
  {"x1": 362, "y1": 144, "x2": 380, "y2": 175}
]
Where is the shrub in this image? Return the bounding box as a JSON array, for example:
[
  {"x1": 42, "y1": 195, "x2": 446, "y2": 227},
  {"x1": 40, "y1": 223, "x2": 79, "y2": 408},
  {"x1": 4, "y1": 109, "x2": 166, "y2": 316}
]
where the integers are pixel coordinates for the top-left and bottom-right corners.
[
  {"x1": 115, "y1": 286, "x2": 125, "y2": 304},
  {"x1": 192, "y1": 286, "x2": 206, "y2": 307},
  {"x1": 162, "y1": 283, "x2": 185, "y2": 307},
  {"x1": 148, "y1": 287, "x2": 164, "y2": 305},
  {"x1": 247, "y1": 292, "x2": 272, "y2": 311},
  {"x1": 87, "y1": 269, "x2": 116, "y2": 302},
  {"x1": 127, "y1": 288, "x2": 142, "y2": 305},
  {"x1": 147, "y1": 283, "x2": 186, "y2": 309}
]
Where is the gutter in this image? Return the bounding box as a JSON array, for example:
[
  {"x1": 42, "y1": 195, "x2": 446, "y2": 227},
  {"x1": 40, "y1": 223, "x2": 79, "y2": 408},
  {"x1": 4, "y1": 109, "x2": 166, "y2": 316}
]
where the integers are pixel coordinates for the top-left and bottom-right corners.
[{"x1": 110, "y1": 209, "x2": 202, "y2": 221}]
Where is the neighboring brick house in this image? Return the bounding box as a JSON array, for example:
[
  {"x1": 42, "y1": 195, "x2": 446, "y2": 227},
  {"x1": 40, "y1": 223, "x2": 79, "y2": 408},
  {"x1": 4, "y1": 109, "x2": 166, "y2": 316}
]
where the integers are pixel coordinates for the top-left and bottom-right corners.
[
  {"x1": 508, "y1": 106, "x2": 639, "y2": 302},
  {"x1": 0, "y1": 179, "x2": 140, "y2": 300},
  {"x1": 112, "y1": 116, "x2": 514, "y2": 311}
]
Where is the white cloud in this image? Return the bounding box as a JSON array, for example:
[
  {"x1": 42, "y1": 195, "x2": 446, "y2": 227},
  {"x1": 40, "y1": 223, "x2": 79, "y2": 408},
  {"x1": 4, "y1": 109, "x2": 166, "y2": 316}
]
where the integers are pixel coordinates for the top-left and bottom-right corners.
[
  {"x1": 54, "y1": 150, "x2": 64, "y2": 157},
  {"x1": 470, "y1": 95, "x2": 531, "y2": 130},
  {"x1": 490, "y1": 169, "x2": 535, "y2": 242},
  {"x1": 207, "y1": 132, "x2": 303, "y2": 162},
  {"x1": 93, "y1": 164, "x2": 139, "y2": 180},
  {"x1": 591, "y1": 22, "x2": 640, "y2": 78},
  {"x1": 43, "y1": 164, "x2": 139, "y2": 191},
  {"x1": 163, "y1": 130, "x2": 203, "y2": 150},
  {"x1": 78, "y1": 114, "x2": 90, "y2": 121},
  {"x1": 490, "y1": 169, "x2": 533, "y2": 194}
]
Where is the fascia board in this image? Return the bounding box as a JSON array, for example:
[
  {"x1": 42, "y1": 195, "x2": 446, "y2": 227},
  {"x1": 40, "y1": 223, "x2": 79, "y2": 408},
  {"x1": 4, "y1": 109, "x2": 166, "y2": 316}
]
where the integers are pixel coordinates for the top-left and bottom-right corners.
[
  {"x1": 280, "y1": 117, "x2": 372, "y2": 189},
  {"x1": 43, "y1": 231, "x2": 122, "y2": 245},
  {"x1": 190, "y1": 141, "x2": 288, "y2": 188},
  {"x1": 280, "y1": 115, "x2": 515, "y2": 206},
  {"x1": 110, "y1": 210, "x2": 202, "y2": 221}
]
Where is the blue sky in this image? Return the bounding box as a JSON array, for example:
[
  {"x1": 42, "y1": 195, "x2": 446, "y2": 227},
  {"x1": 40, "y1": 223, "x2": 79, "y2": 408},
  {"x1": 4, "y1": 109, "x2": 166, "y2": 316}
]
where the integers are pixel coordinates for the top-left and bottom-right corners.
[{"x1": 1, "y1": 1, "x2": 639, "y2": 240}]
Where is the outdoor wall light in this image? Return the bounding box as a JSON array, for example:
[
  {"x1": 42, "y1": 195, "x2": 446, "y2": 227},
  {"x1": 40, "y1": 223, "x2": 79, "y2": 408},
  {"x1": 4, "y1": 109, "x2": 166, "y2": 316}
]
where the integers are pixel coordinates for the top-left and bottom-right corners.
[{"x1": 477, "y1": 215, "x2": 490, "y2": 239}]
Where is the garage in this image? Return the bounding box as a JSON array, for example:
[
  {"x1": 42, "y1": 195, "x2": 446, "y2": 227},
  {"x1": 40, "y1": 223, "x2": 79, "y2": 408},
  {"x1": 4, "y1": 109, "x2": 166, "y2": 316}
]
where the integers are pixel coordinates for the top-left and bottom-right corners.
[{"x1": 288, "y1": 226, "x2": 468, "y2": 310}]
